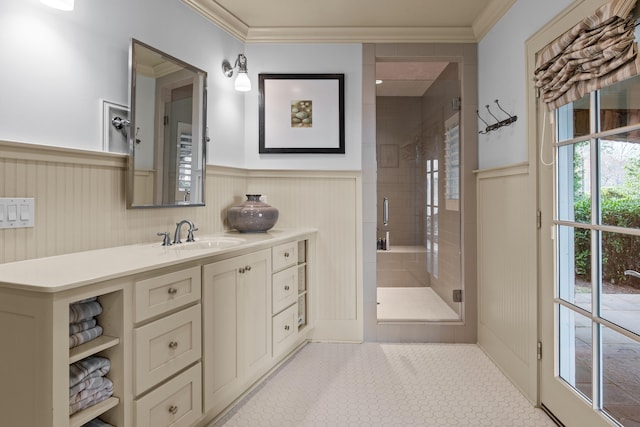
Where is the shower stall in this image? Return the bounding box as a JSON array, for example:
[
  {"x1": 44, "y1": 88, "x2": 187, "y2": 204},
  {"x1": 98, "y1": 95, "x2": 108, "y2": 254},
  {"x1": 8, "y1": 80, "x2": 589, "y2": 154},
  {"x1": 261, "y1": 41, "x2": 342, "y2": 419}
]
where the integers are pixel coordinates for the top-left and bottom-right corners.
[{"x1": 375, "y1": 60, "x2": 463, "y2": 323}]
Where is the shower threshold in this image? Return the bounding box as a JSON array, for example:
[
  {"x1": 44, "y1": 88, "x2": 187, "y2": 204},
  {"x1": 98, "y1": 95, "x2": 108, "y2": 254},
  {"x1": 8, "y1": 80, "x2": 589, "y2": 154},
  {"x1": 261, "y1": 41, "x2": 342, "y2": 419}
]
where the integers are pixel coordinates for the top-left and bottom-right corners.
[{"x1": 377, "y1": 287, "x2": 460, "y2": 322}]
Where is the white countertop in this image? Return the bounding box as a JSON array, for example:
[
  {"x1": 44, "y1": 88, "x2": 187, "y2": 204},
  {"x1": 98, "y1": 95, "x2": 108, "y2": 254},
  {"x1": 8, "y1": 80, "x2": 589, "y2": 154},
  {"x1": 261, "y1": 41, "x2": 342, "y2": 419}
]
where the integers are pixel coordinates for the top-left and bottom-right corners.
[{"x1": 0, "y1": 228, "x2": 316, "y2": 293}]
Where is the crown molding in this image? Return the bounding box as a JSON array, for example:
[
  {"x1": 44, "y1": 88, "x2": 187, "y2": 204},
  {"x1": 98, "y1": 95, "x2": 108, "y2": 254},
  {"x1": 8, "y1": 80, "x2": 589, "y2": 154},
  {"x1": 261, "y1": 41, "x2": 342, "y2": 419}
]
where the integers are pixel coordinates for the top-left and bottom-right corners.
[
  {"x1": 182, "y1": 0, "x2": 514, "y2": 44},
  {"x1": 472, "y1": 0, "x2": 516, "y2": 41},
  {"x1": 244, "y1": 26, "x2": 477, "y2": 44},
  {"x1": 181, "y1": 0, "x2": 249, "y2": 42}
]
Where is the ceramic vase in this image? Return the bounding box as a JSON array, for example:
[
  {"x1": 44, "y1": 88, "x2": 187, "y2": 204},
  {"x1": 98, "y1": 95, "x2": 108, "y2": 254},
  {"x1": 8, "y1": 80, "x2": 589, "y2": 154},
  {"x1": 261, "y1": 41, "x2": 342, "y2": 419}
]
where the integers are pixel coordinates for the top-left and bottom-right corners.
[{"x1": 227, "y1": 194, "x2": 279, "y2": 233}]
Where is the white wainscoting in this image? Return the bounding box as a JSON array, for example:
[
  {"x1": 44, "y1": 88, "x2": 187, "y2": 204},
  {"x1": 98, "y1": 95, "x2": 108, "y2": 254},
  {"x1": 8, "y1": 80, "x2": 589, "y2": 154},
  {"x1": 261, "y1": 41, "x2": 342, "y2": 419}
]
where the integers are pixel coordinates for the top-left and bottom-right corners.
[
  {"x1": 0, "y1": 140, "x2": 362, "y2": 342},
  {"x1": 476, "y1": 162, "x2": 538, "y2": 404}
]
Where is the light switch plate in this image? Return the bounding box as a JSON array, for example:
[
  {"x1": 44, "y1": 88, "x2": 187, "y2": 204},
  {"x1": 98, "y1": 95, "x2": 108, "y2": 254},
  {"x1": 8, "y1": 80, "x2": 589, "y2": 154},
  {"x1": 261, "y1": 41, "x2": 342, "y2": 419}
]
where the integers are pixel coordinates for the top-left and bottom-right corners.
[{"x1": 0, "y1": 198, "x2": 35, "y2": 229}]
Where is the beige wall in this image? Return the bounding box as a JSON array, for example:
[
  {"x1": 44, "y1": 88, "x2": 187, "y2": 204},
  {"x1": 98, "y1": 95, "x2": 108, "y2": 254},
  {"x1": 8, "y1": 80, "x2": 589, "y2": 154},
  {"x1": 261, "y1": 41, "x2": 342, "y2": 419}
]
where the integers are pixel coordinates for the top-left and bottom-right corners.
[
  {"x1": 0, "y1": 140, "x2": 362, "y2": 342},
  {"x1": 476, "y1": 163, "x2": 537, "y2": 403}
]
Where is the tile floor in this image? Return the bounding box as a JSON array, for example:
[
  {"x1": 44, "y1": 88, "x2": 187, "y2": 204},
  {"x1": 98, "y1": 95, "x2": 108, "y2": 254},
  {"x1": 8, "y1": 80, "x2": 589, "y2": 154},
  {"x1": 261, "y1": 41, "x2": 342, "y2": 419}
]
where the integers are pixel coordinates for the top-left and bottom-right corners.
[
  {"x1": 377, "y1": 287, "x2": 459, "y2": 322},
  {"x1": 213, "y1": 342, "x2": 557, "y2": 427}
]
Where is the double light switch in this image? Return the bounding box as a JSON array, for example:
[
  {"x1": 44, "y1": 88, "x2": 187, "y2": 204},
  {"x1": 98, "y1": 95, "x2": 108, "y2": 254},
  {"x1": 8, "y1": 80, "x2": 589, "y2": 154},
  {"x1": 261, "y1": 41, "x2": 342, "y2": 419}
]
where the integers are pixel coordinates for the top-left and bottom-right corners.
[{"x1": 0, "y1": 198, "x2": 35, "y2": 229}]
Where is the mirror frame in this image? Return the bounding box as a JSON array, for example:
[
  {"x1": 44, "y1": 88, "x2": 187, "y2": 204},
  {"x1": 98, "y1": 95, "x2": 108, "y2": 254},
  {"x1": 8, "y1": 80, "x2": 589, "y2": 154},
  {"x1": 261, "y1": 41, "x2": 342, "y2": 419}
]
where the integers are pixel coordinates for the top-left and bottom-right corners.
[{"x1": 127, "y1": 38, "x2": 207, "y2": 208}]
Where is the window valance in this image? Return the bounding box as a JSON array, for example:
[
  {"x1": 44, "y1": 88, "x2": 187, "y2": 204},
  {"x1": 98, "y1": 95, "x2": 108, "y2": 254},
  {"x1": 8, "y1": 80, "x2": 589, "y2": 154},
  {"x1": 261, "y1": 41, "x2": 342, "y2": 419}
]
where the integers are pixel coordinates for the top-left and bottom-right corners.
[{"x1": 534, "y1": 0, "x2": 640, "y2": 110}]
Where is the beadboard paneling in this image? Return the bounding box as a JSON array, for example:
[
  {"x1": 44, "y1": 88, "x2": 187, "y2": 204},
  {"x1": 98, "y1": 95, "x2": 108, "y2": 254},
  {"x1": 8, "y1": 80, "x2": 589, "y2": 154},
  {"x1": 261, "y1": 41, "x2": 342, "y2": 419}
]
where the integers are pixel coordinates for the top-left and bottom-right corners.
[
  {"x1": 0, "y1": 141, "x2": 240, "y2": 263},
  {"x1": 0, "y1": 141, "x2": 362, "y2": 342},
  {"x1": 247, "y1": 171, "x2": 361, "y2": 330},
  {"x1": 476, "y1": 162, "x2": 537, "y2": 403}
]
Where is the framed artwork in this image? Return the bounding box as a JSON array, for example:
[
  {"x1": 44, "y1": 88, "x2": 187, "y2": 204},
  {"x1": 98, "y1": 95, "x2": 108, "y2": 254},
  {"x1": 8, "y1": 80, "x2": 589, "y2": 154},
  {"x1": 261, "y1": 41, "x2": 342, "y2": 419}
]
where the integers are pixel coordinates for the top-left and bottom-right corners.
[{"x1": 259, "y1": 73, "x2": 345, "y2": 154}]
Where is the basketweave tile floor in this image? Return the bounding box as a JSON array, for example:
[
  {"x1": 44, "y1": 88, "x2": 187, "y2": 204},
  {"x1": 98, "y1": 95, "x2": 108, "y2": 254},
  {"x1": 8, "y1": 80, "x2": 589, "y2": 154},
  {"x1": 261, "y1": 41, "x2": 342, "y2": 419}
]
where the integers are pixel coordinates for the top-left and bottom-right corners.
[{"x1": 212, "y1": 342, "x2": 557, "y2": 427}]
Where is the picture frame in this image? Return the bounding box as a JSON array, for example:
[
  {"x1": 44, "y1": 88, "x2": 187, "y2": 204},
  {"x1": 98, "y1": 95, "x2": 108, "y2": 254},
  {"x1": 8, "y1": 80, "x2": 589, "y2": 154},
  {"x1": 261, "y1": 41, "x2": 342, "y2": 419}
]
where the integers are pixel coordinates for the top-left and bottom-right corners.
[{"x1": 259, "y1": 73, "x2": 345, "y2": 154}]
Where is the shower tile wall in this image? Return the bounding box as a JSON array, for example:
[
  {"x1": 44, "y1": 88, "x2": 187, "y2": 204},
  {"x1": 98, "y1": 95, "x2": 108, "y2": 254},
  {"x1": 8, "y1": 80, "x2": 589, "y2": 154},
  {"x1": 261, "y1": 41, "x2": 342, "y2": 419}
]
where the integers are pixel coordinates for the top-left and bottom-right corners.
[
  {"x1": 375, "y1": 63, "x2": 462, "y2": 302},
  {"x1": 376, "y1": 96, "x2": 424, "y2": 247}
]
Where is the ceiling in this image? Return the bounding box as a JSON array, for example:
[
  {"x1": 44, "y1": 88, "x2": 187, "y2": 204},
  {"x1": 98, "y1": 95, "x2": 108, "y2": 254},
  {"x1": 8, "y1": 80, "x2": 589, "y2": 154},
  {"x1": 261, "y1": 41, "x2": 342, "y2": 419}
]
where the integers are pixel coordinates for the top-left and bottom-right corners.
[
  {"x1": 183, "y1": 0, "x2": 515, "y2": 43},
  {"x1": 182, "y1": 0, "x2": 515, "y2": 96}
]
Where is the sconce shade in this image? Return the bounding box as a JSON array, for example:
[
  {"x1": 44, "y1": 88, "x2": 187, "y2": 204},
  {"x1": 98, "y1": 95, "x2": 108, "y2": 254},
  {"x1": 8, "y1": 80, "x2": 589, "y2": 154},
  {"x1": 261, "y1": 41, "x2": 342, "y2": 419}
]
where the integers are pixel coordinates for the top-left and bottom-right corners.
[
  {"x1": 234, "y1": 72, "x2": 251, "y2": 92},
  {"x1": 41, "y1": 0, "x2": 74, "y2": 10},
  {"x1": 223, "y1": 53, "x2": 251, "y2": 92}
]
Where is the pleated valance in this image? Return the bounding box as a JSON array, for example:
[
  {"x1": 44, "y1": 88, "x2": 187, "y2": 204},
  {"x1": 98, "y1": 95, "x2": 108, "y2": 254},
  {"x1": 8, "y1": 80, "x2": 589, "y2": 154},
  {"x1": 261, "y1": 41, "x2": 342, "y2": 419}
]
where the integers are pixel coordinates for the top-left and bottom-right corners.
[{"x1": 534, "y1": 0, "x2": 640, "y2": 110}]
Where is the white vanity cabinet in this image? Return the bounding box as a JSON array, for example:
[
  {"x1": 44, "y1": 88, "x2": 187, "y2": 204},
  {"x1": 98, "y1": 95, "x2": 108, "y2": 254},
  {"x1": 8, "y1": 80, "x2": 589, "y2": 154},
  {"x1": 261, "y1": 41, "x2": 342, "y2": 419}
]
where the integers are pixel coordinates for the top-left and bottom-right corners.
[
  {"x1": 0, "y1": 278, "x2": 129, "y2": 427},
  {"x1": 201, "y1": 237, "x2": 314, "y2": 424},
  {"x1": 0, "y1": 228, "x2": 315, "y2": 427},
  {"x1": 271, "y1": 240, "x2": 310, "y2": 357},
  {"x1": 202, "y1": 249, "x2": 272, "y2": 416},
  {"x1": 132, "y1": 266, "x2": 203, "y2": 427}
]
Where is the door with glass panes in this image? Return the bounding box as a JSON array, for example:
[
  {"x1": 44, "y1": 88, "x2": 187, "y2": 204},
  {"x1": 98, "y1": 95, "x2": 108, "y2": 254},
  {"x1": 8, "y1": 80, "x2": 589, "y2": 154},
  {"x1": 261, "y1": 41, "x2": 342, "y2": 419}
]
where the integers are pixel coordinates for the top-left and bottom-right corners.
[{"x1": 540, "y1": 75, "x2": 640, "y2": 427}]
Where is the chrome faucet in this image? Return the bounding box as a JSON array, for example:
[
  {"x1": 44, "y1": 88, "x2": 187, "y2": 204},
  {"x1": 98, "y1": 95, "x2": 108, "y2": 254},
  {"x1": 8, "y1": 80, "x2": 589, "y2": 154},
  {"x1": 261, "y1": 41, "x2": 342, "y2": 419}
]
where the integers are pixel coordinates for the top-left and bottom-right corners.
[{"x1": 173, "y1": 220, "x2": 198, "y2": 244}]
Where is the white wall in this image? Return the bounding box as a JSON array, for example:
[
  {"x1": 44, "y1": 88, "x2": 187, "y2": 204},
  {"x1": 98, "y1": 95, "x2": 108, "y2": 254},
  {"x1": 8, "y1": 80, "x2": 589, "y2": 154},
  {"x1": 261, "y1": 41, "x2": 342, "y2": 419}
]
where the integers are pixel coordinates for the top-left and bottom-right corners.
[
  {"x1": 0, "y1": 1, "x2": 362, "y2": 172},
  {"x1": 242, "y1": 44, "x2": 363, "y2": 171},
  {"x1": 0, "y1": 0, "x2": 244, "y2": 164},
  {"x1": 477, "y1": 0, "x2": 572, "y2": 169}
]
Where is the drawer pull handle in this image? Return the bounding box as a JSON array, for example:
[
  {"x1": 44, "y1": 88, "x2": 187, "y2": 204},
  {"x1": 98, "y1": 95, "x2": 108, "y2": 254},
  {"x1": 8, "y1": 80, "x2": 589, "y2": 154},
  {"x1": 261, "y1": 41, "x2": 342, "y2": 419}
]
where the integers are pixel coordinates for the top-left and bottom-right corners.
[
  {"x1": 167, "y1": 287, "x2": 178, "y2": 295},
  {"x1": 284, "y1": 252, "x2": 290, "y2": 258},
  {"x1": 245, "y1": 265, "x2": 252, "y2": 271},
  {"x1": 169, "y1": 405, "x2": 178, "y2": 415},
  {"x1": 239, "y1": 267, "x2": 245, "y2": 274},
  {"x1": 284, "y1": 325, "x2": 290, "y2": 331},
  {"x1": 168, "y1": 341, "x2": 179, "y2": 350},
  {"x1": 284, "y1": 285, "x2": 290, "y2": 291}
]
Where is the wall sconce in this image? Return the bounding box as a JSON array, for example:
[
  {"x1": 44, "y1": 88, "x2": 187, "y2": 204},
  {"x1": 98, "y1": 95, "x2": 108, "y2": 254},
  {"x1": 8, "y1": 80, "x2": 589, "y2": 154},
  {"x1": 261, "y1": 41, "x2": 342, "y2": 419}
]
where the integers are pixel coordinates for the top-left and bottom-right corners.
[
  {"x1": 40, "y1": 0, "x2": 74, "y2": 11},
  {"x1": 222, "y1": 54, "x2": 251, "y2": 92}
]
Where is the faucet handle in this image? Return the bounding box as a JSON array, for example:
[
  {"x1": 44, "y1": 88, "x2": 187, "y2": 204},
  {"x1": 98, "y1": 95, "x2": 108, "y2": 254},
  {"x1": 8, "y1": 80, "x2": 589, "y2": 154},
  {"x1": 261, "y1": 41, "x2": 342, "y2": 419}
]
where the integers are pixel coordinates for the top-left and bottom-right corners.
[
  {"x1": 157, "y1": 232, "x2": 172, "y2": 246},
  {"x1": 186, "y1": 227, "x2": 198, "y2": 242}
]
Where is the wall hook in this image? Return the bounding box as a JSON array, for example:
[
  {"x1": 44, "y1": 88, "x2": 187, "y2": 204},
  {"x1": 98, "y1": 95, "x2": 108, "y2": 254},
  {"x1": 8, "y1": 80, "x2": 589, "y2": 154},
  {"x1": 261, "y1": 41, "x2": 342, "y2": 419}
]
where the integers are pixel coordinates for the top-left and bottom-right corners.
[
  {"x1": 477, "y1": 99, "x2": 517, "y2": 134},
  {"x1": 476, "y1": 110, "x2": 491, "y2": 134}
]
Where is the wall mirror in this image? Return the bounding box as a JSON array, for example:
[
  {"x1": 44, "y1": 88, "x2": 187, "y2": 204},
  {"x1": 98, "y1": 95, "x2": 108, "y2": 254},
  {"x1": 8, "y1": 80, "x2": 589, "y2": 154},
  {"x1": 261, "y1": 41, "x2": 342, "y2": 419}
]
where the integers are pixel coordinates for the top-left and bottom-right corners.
[{"x1": 128, "y1": 39, "x2": 207, "y2": 208}]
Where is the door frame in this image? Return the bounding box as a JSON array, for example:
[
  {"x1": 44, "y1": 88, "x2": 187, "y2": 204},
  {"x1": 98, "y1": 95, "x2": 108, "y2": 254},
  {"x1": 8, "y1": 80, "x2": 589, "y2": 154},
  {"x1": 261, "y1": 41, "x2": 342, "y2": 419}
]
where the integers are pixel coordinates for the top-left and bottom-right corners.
[{"x1": 528, "y1": 0, "x2": 618, "y2": 425}]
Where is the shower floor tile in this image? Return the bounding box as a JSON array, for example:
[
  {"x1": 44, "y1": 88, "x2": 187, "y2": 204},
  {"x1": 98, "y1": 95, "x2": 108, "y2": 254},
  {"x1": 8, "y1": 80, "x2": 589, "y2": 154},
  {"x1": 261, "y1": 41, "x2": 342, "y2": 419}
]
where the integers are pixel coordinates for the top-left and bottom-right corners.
[
  {"x1": 377, "y1": 287, "x2": 459, "y2": 322},
  {"x1": 212, "y1": 342, "x2": 556, "y2": 426}
]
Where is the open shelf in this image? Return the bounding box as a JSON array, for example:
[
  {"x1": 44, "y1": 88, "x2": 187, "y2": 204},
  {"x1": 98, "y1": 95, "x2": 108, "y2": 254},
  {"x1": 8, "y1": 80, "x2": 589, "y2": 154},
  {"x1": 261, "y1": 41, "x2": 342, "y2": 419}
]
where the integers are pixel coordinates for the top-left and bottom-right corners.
[
  {"x1": 69, "y1": 396, "x2": 119, "y2": 427},
  {"x1": 69, "y1": 335, "x2": 120, "y2": 364}
]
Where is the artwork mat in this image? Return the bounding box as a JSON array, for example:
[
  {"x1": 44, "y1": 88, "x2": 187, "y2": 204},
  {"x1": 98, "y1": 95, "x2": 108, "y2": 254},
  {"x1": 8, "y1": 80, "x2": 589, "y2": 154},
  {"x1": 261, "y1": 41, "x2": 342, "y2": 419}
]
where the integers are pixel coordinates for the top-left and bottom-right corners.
[{"x1": 259, "y1": 74, "x2": 345, "y2": 154}]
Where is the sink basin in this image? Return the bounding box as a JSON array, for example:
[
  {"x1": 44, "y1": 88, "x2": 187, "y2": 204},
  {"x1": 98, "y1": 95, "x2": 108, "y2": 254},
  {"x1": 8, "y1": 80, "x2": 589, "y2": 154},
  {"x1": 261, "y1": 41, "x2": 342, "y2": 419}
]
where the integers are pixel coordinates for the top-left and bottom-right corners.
[{"x1": 172, "y1": 236, "x2": 245, "y2": 250}]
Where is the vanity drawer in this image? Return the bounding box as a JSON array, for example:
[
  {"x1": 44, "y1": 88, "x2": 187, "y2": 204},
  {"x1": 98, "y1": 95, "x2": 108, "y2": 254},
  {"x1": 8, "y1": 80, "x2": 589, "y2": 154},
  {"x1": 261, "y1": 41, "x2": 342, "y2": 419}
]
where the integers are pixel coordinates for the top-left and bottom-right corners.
[
  {"x1": 135, "y1": 363, "x2": 202, "y2": 427},
  {"x1": 272, "y1": 304, "x2": 298, "y2": 356},
  {"x1": 134, "y1": 265, "x2": 201, "y2": 323},
  {"x1": 134, "y1": 304, "x2": 202, "y2": 394},
  {"x1": 272, "y1": 241, "x2": 298, "y2": 272},
  {"x1": 272, "y1": 265, "x2": 298, "y2": 315}
]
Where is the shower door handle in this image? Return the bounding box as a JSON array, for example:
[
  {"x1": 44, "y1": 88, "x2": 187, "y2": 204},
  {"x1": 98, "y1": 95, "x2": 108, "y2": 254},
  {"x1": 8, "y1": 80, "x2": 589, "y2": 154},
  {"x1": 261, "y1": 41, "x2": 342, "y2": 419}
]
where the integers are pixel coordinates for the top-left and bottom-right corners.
[{"x1": 383, "y1": 197, "x2": 389, "y2": 226}]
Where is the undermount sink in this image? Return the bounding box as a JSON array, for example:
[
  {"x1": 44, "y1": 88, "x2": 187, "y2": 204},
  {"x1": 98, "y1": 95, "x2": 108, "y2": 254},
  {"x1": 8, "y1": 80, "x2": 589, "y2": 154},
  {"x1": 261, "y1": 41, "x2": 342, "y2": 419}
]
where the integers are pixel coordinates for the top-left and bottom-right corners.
[{"x1": 172, "y1": 236, "x2": 246, "y2": 250}]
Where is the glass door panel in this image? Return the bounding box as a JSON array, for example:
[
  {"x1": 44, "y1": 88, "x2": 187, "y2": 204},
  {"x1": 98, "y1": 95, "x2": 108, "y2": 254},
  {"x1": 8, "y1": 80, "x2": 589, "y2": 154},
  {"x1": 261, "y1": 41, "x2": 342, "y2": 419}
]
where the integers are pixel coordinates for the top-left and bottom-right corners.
[
  {"x1": 602, "y1": 325, "x2": 640, "y2": 425},
  {"x1": 554, "y1": 75, "x2": 640, "y2": 426},
  {"x1": 557, "y1": 225, "x2": 592, "y2": 310}
]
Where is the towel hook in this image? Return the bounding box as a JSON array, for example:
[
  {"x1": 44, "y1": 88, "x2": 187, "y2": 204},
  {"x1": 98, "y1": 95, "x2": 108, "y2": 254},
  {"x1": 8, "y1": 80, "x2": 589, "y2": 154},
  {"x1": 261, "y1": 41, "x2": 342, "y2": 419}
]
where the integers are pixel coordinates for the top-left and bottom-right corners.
[
  {"x1": 477, "y1": 99, "x2": 518, "y2": 134},
  {"x1": 476, "y1": 110, "x2": 490, "y2": 134},
  {"x1": 494, "y1": 99, "x2": 518, "y2": 126}
]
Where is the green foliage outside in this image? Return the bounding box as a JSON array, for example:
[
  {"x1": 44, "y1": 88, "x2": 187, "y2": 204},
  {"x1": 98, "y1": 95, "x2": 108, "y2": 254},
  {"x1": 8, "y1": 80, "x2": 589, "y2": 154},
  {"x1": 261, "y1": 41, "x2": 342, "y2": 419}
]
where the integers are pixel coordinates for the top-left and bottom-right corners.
[{"x1": 573, "y1": 158, "x2": 640, "y2": 287}]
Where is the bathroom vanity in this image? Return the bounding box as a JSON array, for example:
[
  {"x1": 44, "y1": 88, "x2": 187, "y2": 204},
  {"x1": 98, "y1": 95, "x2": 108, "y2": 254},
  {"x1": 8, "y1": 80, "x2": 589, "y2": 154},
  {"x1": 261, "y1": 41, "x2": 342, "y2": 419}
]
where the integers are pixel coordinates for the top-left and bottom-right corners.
[{"x1": 0, "y1": 228, "x2": 316, "y2": 427}]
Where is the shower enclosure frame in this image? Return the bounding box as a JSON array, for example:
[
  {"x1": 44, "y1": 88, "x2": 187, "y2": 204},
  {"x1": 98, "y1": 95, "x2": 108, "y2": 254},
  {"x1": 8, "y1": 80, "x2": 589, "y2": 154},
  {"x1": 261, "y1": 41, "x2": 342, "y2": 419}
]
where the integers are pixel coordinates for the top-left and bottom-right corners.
[{"x1": 362, "y1": 43, "x2": 478, "y2": 343}]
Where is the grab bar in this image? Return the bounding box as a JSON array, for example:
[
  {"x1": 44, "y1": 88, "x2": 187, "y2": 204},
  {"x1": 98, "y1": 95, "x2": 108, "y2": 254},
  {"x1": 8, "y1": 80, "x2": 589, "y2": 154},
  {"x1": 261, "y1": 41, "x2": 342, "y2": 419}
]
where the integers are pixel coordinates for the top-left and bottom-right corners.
[{"x1": 383, "y1": 197, "x2": 389, "y2": 226}]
